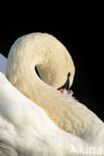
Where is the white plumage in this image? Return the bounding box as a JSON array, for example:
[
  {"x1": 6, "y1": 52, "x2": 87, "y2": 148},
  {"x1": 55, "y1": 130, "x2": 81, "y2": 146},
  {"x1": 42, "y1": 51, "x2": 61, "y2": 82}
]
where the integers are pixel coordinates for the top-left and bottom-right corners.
[
  {"x1": 0, "y1": 33, "x2": 104, "y2": 156},
  {"x1": 0, "y1": 62, "x2": 83, "y2": 156}
]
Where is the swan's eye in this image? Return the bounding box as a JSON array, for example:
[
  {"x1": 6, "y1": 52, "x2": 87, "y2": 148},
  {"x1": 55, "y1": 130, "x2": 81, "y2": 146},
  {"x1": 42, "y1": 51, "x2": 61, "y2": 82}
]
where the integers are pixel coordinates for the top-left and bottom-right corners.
[{"x1": 35, "y1": 67, "x2": 41, "y2": 79}]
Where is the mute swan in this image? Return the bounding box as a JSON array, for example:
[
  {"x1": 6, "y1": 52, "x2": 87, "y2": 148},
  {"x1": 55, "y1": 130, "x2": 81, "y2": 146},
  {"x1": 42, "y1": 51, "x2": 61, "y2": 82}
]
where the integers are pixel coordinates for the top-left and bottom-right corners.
[{"x1": 0, "y1": 33, "x2": 104, "y2": 155}]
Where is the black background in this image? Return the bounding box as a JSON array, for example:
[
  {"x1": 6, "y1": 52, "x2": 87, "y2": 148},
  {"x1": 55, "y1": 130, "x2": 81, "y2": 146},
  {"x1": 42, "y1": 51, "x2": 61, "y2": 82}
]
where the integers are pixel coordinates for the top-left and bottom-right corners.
[{"x1": 0, "y1": 16, "x2": 103, "y2": 121}]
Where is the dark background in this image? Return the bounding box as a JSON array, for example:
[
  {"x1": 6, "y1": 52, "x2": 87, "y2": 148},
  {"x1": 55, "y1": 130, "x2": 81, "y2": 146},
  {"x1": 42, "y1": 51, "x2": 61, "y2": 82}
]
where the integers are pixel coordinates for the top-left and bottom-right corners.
[{"x1": 0, "y1": 22, "x2": 103, "y2": 121}]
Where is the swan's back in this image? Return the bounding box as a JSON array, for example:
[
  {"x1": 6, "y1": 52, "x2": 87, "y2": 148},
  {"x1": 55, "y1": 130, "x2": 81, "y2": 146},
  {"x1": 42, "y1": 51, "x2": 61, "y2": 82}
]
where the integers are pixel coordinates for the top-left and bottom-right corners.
[{"x1": 0, "y1": 70, "x2": 85, "y2": 156}]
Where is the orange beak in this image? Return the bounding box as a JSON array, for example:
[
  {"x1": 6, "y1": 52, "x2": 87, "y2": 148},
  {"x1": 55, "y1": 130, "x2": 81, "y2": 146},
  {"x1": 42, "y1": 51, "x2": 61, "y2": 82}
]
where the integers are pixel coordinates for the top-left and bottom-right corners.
[{"x1": 59, "y1": 88, "x2": 65, "y2": 93}]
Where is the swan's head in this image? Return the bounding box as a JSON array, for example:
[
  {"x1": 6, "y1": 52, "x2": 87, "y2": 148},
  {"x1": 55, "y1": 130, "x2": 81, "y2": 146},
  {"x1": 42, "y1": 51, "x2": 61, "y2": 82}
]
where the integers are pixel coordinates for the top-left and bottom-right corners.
[{"x1": 6, "y1": 33, "x2": 75, "y2": 94}]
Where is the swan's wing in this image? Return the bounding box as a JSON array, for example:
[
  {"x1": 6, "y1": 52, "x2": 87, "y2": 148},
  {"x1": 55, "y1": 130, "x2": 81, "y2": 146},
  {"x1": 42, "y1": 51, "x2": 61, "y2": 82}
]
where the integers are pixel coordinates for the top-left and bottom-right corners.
[
  {"x1": 0, "y1": 73, "x2": 59, "y2": 155},
  {"x1": 0, "y1": 73, "x2": 85, "y2": 156},
  {"x1": 0, "y1": 53, "x2": 7, "y2": 74},
  {"x1": 1, "y1": 73, "x2": 104, "y2": 155}
]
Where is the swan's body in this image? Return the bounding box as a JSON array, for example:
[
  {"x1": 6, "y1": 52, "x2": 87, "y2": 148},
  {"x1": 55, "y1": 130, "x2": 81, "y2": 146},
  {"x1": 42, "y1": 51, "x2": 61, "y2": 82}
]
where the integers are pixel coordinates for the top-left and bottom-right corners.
[
  {"x1": 0, "y1": 71, "x2": 82, "y2": 156},
  {"x1": 0, "y1": 33, "x2": 104, "y2": 155}
]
